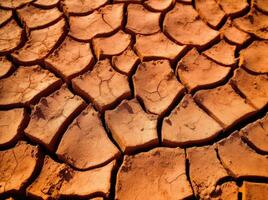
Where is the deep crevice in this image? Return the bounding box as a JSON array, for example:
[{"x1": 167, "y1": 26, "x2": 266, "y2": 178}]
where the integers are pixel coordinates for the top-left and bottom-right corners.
[
  {"x1": 109, "y1": 155, "x2": 124, "y2": 200},
  {"x1": 100, "y1": 112, "x2": 123, "y2": 153},
  {"x1": 184, "y1": 150, "x2": 197, "y2": 200}
]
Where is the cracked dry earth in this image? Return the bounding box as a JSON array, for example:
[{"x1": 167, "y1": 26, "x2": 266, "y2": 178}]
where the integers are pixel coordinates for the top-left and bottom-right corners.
[{"x1": 1, "y1": 0, "x2": 268, "y2": 200}]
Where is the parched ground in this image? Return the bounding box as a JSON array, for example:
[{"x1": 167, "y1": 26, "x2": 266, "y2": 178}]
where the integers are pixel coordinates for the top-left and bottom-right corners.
[{"x1": 0, "y1": 0, "x2": 268, "y2": 200}]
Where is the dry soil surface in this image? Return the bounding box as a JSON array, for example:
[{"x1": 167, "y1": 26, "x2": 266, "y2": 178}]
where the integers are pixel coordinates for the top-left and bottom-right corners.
[{"x1": 0, "y1": 0, "x2": 268, "y2": 200}]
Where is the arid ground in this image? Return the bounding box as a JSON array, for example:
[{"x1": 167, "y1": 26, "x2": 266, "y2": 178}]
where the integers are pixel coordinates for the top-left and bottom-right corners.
[{"x1": 0, "y1": 0, "x2": 268, "y2": 199}]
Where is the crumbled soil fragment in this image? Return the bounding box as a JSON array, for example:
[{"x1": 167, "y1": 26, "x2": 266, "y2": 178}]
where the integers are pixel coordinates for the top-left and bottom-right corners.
[
  {"x1": 112, "y1": 47, "x2": 139, "y2": 76},
  {"x1": 241, "y1": 114, "x2": 268, "y2": 153},
  {"x1": 0, "y1": 65, "x2": 61, "y2": 107},
  {"x1": 256, "y1": 0, "x2": 268, "y2": 13},
  {"x1": 211, "y1": 182, "x2": 238, "y2": 200},
  {"x1": 45, "y1": 36, "x2": 94, "y2": 81},
  {"x1": 25, "y1": 85, "x2": 86, "y2": 152},
  {"x1": 134, "y1": 32, "x2": 187, "y2": 61},
  {"x1": 57, "y1": 105, "x2": 120, "y2": 170},
  {"x1": 92, "y1": 31, "x2": 131, "y2": 60},
  {"x1": 162, "y1": 95, "x2": 222, "y2": 146},
  {"x1": 116, "y1": 147, "x2": 193, "y2": 200},
  {"x1": 27, "y1": 156, "x2": 115, "y2": 199},
  {"x1": 33, "y1": 0, "x2": 60, "y2": 8},
  {"x1": 234, "y1": 9, "x2": 268, "y2": 40},
  {"x1": 241, "y1": 181, "x2": 268, "y2": 200},
  {"x1": 220, "y1": 19, "x2": 250, "y2": 46},
  {"x1": 203, "y1": 40, "x2": 236, "y2": 66},
  {"x1": 217, "y1": 0, "x2": 248, "y2": 17},
  {"x1": 0, "y1": 108, "x2": 27, "y2": 146},
  {"x1": 0, "y1": 9, "x2": 12, "y2": 26},
  {"x1": 144, "y1": 0, "x2": 174, "y2": 11},
  {"x1": 239, "y1": 40, "x2": 268, "y2": 73},
  {"x1": 0, "y1": 20, "x2": 22, "y2": 54},
  {"x1": 177, "y1": 49, "x2": 231, "y2": 91},
  {"x1": 163, "y1": 3, "x2": 219, "y2": 48},
  {"x1": 194, "y1": 84, "x2": 256, "y2": 129},
  {"x1": 231, "y1": 68, "x2": 268, "y2": 109},
  {"x1": 187, "y1": 145, "x2": 228, "y2": 199},
  {"x1": 133, "y1": 60, "x2": 184, "y2": 115},
  {"x1": 105, "y1": 99, "x2": 158, "y2": 153},
  {"x1": 126, "y1": 4, "x2": 160, "y2": 35},
  {"x1": 11, "y1": 19, "x2": 66, "y2": 65},
  {"x1": 195, "y1": 0, "x2": 226, "y2": 29},
  {"x1": 72, "y1": 59, "x2": 131, "y2": 112},
  {"x1": 0, "y1": 142, "x2": 40, "y2": 194},
  {"x1": 61, "y1": 0, "x2": 108, "y2": 15},
  {"x1": 69, "y1": 4, "x2": 123, "y2": 42},
  {"x1": 217, "y1": 132, "x2": 268, "y2": 178},
  {"x1": 0, "y1": 0, "x2": 33, "y2": 9},
  {"x1": 17, "y1": 5, "x2": 62, "y2": 30},
  {"x1": 0, "y1": 57, "x2": 13, "y2": 78}
]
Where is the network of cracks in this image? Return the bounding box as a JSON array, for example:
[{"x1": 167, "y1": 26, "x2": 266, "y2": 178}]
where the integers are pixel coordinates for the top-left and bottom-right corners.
[{"x1": 0, "y1": 0, "x2": 268, "y2": 199}]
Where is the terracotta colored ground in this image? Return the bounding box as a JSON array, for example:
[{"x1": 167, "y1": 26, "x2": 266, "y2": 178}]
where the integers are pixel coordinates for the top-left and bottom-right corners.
[{"x1": 0, "y1": 0, "x2": 268, "y2": 200}]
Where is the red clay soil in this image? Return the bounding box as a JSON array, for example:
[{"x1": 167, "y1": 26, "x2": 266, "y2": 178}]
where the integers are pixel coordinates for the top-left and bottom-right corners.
[
  {"x1": 134, "y1": 32, "x2": 187, "y2": 61},
  {"x1": 115, "y1": 148, "x2": 193, "y2": 200},
  {"x1": 241, "y1": 181, "x2": 268, "y2": 200},
  {"x1": 0, "y1": 1, "x2": 268, "y2": 200},
  {"x1": 195, "y1": 0, "x2": 225, "y2": 29},
  {"x1": 144, "y1": 0, "x2": 174, "y2": 11},
  {"x1": 45, "y1": 36, "x2": 94, "y2": 81},
  {"x1": 0, "y1": 57, "x2": 13, "y2": 78},
  {"x1": 133, "y1": 59, "x2": 184, "y2": 116},
  {"x1": 105, "y1": 98, "x2": 158, "y2": 153},
  {"x1": 25, "y1": 85, "x2": 86, "y2": 152},
  {"x1": 0, "y1": 142, "x2": 41, "y2": 195},
  {"x1": 162, "y1": 94, "x2": 222, "y2": 146},
  {"x1": 32, "y1": 0, "x2": 60, "y2": 8},
  {"x1": 69, "y1": 4, "x2": 123, "y2": 42},
  {"x1": 220, "y1": 18, "x2": 251, "y2": 46},
  {"x1": 163, "y1": 3, "x2": 219, "y2": 49},
  {"x1": 177, "y1": 48, "x2": 231, "y2": 92},
  {"x1": 57, "y1": 105, "x2": 120, "y2": 170},
  {"x1": 187, "y1": 145, "x2": 228, "y2": 199},
  {"x1": 0, "y1": 20, "x2": 23, "y2": 54},
  {"x1": 0, "y1": 9, "x2": 12, "y2": 26},
  {"x1": 0, "y1": 65, "x2": 61, "y2": 107},
  {"x1": 194, "y1": 84, "x2": 256, "y2": 129},
  {"x1": 126, "y1": 4, "x2": 160, "y2": 35},
  {"x1": 17, "y1": 5, "x2": 62, "y2": 30},
  {"x1": 112, "y1": 47, "x2": 139, "y2": 76},
  {"x1": 0, "y1": 108, "x2": 27, "y2": 146},
  {"x1": 203, "y1": 40, "x2": 236, "y2": 66},
  {"x1": 239, "y1": 40, "x2": 268, "y2": 73},
  {"x1": 240, "y1": 114, "x2": 268, "y2": 153},
  {"x1": 234, "y1": 8, "x2": 268, "y2": 39},
  {"x1": 72, "y1": 59, "x2": 131, "y2": 112}
]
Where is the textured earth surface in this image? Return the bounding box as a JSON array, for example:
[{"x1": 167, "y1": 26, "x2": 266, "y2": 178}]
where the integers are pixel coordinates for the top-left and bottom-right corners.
[{"x1": 0, "y1": 0, "x2": 268, "y2": 200}]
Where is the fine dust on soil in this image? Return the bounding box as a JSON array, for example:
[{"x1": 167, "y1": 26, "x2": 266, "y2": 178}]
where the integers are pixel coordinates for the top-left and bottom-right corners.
[{"x1": 0, "y1": 0, "x2": 268, "y2": 200}]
